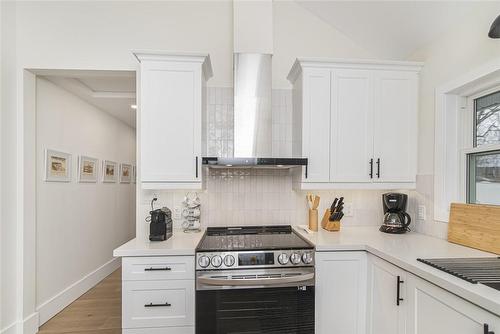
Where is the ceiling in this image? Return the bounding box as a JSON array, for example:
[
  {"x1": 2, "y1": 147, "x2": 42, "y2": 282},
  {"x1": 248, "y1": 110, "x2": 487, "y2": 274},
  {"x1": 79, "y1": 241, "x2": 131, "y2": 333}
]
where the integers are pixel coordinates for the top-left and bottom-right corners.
[
  {"x1": 296, "y1": 1, "x2": 489, "y2": 59},
  {"x1": 42, "y1": 71, "x2": 136, "y2": 128}
]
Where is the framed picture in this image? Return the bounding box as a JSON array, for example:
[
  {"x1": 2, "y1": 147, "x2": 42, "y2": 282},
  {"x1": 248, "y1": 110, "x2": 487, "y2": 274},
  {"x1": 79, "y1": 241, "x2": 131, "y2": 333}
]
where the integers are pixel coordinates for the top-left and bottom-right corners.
[
  {"x1": 120, "y1": 163, "x2": 132, "y2": 183},
  {"x1": 78, "y1": 156, "x2": 98, "y2": 183},
  {"x1": 102, "y1": 160, "x2": 118, "y2": 183},
  {"x1": 45, "y1": 149, "x2": 72, "y2": 182},
  {"x1": 132, "y1": 164, "x2": 137, "y2": 184}
]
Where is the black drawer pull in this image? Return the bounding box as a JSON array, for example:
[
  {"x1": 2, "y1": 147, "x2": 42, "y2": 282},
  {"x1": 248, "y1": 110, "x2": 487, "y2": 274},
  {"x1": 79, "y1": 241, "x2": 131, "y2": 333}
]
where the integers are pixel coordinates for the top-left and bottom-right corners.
[
  {"x1": 144, "y1": 267, "x2": 171, "y2": 271},
  {"x1": 484, "y1": 324, "x2": 494, "y2": 334},
  {"x1": 145, "y1": 302, "x2": 171, "y2": 308},
  {"x1": 396, "y1": 275, "x2": 404, "y2": 306},
  {"x1": 369, "y1": 159, "x2": 374, "y2": 178}
]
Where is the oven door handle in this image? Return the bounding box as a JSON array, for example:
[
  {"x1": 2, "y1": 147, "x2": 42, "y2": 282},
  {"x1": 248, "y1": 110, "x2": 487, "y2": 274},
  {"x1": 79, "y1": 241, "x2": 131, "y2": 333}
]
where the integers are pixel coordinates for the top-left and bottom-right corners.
[{"x1": 197, "y1": 272, "x2": 314, "y2": 286}]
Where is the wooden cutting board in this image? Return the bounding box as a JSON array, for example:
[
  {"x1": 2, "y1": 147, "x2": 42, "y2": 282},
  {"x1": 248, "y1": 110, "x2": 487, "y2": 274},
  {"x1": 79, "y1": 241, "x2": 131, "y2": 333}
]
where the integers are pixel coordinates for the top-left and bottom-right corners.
[{"x1": 448, "y1": 203, "x2": 500, "y2": 255}]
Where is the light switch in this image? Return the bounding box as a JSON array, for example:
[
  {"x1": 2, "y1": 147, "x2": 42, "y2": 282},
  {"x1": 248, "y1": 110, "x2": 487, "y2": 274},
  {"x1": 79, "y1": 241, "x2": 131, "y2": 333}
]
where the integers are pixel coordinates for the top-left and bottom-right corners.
[{"x1": 417, "y1": 205, "x2": 426, "y2": 221}]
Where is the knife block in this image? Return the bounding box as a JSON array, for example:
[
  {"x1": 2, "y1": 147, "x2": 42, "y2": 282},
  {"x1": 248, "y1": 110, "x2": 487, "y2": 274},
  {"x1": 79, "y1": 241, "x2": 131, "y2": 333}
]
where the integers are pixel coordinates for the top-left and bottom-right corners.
[
  {"x1": 321, "y1": 209, "x2": 341, "y2": 232},
  {"x1": 308, "y1": 209, "x2": 318, "y2": 232}
]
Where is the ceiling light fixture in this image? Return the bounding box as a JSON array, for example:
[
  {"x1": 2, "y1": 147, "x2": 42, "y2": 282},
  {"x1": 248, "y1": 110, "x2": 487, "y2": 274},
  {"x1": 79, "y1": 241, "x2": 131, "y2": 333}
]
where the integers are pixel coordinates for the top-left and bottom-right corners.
[
  {"x1": 130, "y1": 104, "x2": 137, "y2": 109},
  {"x1": 488, "y1": 14, "x2": 500, "y2": 38}
]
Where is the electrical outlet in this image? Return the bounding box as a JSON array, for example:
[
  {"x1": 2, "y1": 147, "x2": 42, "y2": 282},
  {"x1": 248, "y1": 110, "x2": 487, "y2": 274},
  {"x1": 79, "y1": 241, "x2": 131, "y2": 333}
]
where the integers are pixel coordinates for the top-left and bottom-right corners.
[
  {"x1": 344, "y1": 203, "x2": 354, "y2": 217},
  {"x1": 173, "y1": 206, "x2": 182, "y2": 220},
  {"x1": 417, "y1": 205, "x2": 426, "y2": 221}
]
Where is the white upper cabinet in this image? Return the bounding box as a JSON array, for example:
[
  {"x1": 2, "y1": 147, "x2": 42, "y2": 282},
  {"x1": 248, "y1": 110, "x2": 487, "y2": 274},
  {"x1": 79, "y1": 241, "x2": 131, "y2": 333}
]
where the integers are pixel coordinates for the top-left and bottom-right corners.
[
  {"x1": 302, "y1": 68, "x2": 332, "y2": 183},
  {"x1": 331, "y1": 69, "x2": 374, "y2": 183},
  {"x1": 135, "y1": 52, "x2": 212, "y2": 189},
  {"x1": 288, "y1": 59, "x2": 422, "y2": 190},
  {"x1": 373, "y1": 71, "x2": 418, "y2": 183}
]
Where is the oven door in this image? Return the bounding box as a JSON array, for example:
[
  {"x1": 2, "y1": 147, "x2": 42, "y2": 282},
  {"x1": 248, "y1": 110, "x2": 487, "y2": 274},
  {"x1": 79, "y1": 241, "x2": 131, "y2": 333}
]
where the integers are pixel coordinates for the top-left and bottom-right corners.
[{"x1": 195, "y1": 267, "x2": 314, "y2": 334}]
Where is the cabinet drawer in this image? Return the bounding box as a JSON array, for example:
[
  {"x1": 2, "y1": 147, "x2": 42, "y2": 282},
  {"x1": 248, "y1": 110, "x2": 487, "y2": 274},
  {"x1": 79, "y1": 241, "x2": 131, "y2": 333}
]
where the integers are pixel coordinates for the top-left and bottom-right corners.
[
  {"x1": 123, "y1": 326, "x2": 194, "y2": 334},
  {"x1": 122, "y1": 256, "x2": 195, "y2": 281},
  {"x1": 123, "y1": 280, "x2": 194, "y2": 329}
]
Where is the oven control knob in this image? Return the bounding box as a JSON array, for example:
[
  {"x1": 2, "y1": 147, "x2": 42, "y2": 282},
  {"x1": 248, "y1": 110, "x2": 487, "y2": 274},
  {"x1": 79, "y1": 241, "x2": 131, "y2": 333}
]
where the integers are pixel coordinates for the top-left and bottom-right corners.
[
  {"x1": 198, "y1": 255, "x2": 210, "y2": 268},
  {"x1": 290, "y1": 253, "x2": 302, "y2": 265},
  {"x1": 211, "y1": 255, "x2": 223, "y2": 268},
  {"x1": 224, "y1": 255, "x2": 235, "y2": 267},
  {"x1": 278, "y1": 253, "x2": 289, "y2": 265},
  {"x1": 302, "y1": 252, "x2": 314, "y2": 264}
]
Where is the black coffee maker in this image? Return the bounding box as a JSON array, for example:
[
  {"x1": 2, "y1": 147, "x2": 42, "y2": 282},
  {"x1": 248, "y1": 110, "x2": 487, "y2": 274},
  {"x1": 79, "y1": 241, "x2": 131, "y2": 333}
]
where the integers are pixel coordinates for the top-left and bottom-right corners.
[
  {"x1": 147, "y1": 198, "x2": 173, "y2": 241},
  {"x1": 380, "y1": 193, "x2": 411, "y2": 234}
]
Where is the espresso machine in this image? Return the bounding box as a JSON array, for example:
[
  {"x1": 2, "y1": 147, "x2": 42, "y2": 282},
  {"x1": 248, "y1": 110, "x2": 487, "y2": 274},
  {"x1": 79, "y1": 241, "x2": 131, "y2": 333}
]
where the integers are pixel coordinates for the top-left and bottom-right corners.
[
  {"x1": 147, "y1": 198, "x2": 173, "y2": 241},
  {"x1": 380, "y1": 193, "x2": 411, "y2": 234}
]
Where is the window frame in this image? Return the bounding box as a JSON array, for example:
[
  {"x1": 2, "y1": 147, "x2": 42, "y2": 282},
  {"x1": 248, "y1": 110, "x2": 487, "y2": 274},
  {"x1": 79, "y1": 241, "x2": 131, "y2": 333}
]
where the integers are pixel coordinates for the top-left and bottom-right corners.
[{"x1": 461, "y1": 85, "x2": 500, "y2": 205}]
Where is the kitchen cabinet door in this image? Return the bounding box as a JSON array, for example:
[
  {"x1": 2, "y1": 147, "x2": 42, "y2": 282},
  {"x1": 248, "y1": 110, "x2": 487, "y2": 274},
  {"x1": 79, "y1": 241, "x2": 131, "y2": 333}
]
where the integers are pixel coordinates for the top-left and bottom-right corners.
[
  {"x1": 330, "y1": 69, "x2": 374, "y2": 183},
  {"x1": 406, "y1": 273, "x2": 500, "y2": 334},
  {"x1": 315, "y1": 252, "x2": 367, "y2": 334},
  {"x1": 367, "y1": 254, "x2": 407, "y2": 334},
  {"x1": 301, "y1": 68, "x2": 331, "y2": 183},
  {"x1": 373, "y1": 71, "x2": 417, "y2": 183},
  {"x1": 138, "y1": 55, "x2": 210, "y2": 188}
]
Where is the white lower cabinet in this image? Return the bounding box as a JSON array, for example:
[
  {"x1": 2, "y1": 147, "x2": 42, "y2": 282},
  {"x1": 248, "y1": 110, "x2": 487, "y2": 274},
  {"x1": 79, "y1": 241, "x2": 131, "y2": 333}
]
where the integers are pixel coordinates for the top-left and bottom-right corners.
[
  {"x1": 315, "y1": 251, "x2": 367, "y2": 334},
  {"x1": 317, "y1": 252, "x2": 500, "y2": 334},
  {"x1": 122, "y1": 256, "x2": 195, "y2": 334},
  {"x1": 367, "y1": 254, "x2": 407, "y2": 334},
  {"x1": 406, "y1": 273, "x2": 500, "y2": 334}
]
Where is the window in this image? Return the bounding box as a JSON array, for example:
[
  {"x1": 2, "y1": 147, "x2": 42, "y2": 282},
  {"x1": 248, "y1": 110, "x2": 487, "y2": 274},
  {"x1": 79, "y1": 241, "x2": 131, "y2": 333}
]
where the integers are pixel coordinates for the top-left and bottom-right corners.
[{"x1": 467, "y1": 90, "x2": 500, "y2": 205}]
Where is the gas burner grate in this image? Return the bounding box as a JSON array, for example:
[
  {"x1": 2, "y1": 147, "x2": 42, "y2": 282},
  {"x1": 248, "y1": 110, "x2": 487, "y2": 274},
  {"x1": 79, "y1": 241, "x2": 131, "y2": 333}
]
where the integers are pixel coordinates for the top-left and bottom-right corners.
[{"x1": 417, "y1": 257, "x2": 500, "y2": 291}]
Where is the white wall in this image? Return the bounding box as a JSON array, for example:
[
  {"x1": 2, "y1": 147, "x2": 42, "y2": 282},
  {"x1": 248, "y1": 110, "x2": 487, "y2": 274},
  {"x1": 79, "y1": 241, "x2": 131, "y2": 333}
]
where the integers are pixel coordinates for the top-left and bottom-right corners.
[
  {"x1": 1, "y1": 1, "x2": 21, "y2": 332},
  {"x1": 407, "y1": 3, "x2": 500, "y2": 238},
  {"x1": 35, "y1": 78, "x2": 135, "y2": 322}
]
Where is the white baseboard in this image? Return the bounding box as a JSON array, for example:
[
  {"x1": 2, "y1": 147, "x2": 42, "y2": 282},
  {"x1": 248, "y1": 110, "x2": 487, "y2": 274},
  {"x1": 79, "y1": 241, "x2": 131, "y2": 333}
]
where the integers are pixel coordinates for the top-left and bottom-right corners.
[
  {"x1": 37, "y1": 257, "x2": 121, "y2": 325},
  {"x1": 24, "y1": 312, "x2": 39, "y2": 334}
]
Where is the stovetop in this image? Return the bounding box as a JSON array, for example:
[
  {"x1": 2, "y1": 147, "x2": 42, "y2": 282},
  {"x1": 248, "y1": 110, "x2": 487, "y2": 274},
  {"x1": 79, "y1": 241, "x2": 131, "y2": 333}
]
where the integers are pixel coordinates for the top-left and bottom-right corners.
[
  {"x1": 417, "y1": 257, "x2": 500, "y2": 292},
  {"x1": 196, "y1": 225, "x2": 313, "y2": 252}
]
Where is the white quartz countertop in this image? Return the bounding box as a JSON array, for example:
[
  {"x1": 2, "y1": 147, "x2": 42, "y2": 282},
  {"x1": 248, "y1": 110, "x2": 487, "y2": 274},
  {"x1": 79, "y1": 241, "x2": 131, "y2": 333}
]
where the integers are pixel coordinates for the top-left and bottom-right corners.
[
  {"x1": 113, "y1": 228, "x2": 205, "y2": 257},
  {"x1": 294, "y1": 226, "x2": 500, "y2": 316}
]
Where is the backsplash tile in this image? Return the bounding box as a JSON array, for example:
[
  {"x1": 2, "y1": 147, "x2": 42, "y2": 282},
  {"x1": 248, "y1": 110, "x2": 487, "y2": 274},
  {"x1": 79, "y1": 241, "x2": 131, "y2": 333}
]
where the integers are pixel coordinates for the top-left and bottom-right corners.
[{"x1": 141, "y1": 167, "x2": 387, "y2": 229}]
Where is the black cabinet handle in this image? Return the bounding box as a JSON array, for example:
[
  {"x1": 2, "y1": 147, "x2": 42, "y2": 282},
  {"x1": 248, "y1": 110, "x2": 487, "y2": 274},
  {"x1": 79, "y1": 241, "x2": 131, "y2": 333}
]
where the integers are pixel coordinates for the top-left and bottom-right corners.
[
  {"x1": 305, "y1": 164, "x2": 308, "y2": 179},
  {"x1": 484, "y1": 324, "x2": 495, "y2": 334},
  {"x1": 144, "y1": 267, "x2": 171, "y2": 271},
  {"x1": 195, "y1": 156, "x2": 199, "y2": 178},
  {"x1": 396, "y1": 275, "x2": 404, "y2": 306},
  {"x1": 145, "y1": 302, "x2": 171, "y2": 308},
  {"x1": 376, "y1": 158, "x2": 380, "y2": 178},
  {"x1": 369, "y1": 159, "x2": 374, "y2": 178}
]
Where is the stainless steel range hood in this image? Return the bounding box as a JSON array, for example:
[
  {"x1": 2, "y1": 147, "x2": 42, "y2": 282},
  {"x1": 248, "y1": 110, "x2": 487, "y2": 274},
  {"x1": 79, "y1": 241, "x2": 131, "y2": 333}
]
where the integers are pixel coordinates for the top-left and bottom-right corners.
[{"x1": 203, "y1": 53, "x2": 307, "y2": 169}]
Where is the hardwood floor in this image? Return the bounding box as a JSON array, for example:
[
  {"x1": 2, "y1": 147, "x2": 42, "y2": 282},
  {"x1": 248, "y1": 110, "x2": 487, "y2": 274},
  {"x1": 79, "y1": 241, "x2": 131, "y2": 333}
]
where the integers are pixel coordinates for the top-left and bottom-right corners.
[{"x1": 38, "y1": 269, "x2": 122, "y2": 334}]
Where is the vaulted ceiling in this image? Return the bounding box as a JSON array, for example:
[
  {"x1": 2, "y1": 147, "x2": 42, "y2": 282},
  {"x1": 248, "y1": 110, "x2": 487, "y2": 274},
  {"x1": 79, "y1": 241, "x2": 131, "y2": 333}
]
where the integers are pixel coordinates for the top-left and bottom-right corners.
[{"x1": 296, "y1": 1, "x2": 496, "y2": 59}]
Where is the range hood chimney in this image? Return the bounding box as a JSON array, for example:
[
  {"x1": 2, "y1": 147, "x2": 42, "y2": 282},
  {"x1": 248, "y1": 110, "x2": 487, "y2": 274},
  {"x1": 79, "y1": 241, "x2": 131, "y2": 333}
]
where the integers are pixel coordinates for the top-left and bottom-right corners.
[{"x1": 203, "y1": 1, "x2": 307, "y2": 169}]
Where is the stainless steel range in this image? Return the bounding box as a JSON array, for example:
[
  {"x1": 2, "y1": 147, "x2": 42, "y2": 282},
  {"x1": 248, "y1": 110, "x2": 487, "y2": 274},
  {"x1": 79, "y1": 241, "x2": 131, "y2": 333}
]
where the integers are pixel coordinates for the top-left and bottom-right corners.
[{"x1": 195, "y1": 225, "x2": 315, "y2": 334}]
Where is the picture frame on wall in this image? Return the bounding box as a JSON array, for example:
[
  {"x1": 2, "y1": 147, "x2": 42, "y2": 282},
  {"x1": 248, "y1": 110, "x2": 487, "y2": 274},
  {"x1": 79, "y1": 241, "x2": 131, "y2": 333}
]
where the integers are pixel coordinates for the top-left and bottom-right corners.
[
  {"x1": 132, "y1": 164, "x2": 136, "y2": 184},
  {"x1": 120, "y1": 163, "x2": 132, "y2": 183},
  {"x1": 45, "y1": 149, "x2": 72, "y2": 182},
  {"x1": 102, "y1": 160, "x2": 118, "y2": 183},
  {"x1": 78, "y1": 156, "x2": 98, "y2": 183}
]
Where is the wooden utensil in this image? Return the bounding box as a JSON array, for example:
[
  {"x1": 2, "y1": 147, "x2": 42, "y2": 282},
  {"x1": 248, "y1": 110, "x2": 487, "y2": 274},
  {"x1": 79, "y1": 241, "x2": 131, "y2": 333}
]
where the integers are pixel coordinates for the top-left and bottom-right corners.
[
  {"x1": 312, "y1": 195, "x2": 320, "y2": 210},
  {"x1": 448, "y1": 203, "x2": 500, "y2": 254}
]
